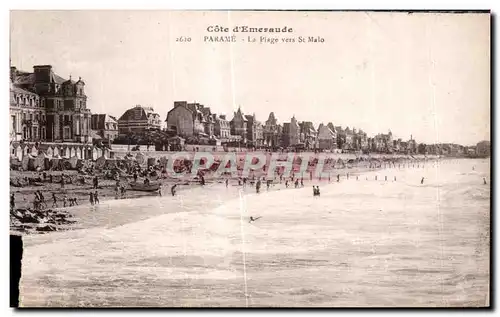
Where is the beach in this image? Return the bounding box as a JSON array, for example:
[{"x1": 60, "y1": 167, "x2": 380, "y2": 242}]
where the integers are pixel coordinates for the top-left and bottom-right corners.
[{"x1": 17, "y1": 158, "x2": 490, "y2": 307}]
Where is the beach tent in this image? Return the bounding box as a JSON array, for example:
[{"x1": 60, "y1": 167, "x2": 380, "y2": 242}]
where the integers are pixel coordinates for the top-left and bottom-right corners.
[
  {"x1": 22, "y1": 145, "x2": 29, "y2": 157},
  {"x1": 159, "y1": 156, "x2": 168, "y2": 168},
  {"x1": 95, "y1": 155, "x2": 108, "y2": 169},
  {"x1": 136, "y1": 153, "x2": 146, "y2": 165},
  {"x1": 27, "y1": 154, "x2": 37, "y2": 171},
  {"x1": 53, "y1": 146, "x2": 60, "y2": 157},
  {"x1": 46, "y1": 146, "x2": 54, "y2": 157},
  {"x1": 68, "y1": 156, "x2": 79, "y2": 169},
  {"x1": 50, "y1": 155, "x2": 63, "y2": 170},
  {"x1": 62, "y1": 147, "x2": 70, "y2": 158},
  {"x1": 34, "y1": 153, "x2": 51, "y2": 170},
  {"x1": 21, "y1": 155, "x2": 29, "y2": 171},
  {"x1": 76, "y1": 147, "x2": 82, "y2": 159},
  {"x1": 92, "y1": 148, "x2": 99, "y2": 161},
  {"x1": 30, "y1": 146, "x2": 39, "y2": 157},
  {"x1": 15, "y1": 145, "x2": 23, "y2": 161}
]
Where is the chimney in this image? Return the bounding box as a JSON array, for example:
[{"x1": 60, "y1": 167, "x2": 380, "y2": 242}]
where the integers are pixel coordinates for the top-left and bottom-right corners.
[
  {"x1": 174, "y1": 101, "x2": 187, "y2": 108},
  {"x1": 33, "y1": 65, "x2": 53, "y2": 83}
]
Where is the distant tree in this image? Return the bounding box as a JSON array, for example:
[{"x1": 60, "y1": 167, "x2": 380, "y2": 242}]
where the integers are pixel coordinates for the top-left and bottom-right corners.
[{"x1": 418, "y1": 143, "x2": 427, "y2": 155}]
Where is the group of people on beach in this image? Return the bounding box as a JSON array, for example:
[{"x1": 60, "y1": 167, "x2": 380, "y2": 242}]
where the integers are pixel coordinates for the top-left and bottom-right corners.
[{"x1": 89, "y1": 191, "x2": 100, "y2": 206}]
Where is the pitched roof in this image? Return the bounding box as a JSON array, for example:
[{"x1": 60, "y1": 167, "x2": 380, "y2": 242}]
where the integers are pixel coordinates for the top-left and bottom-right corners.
[
  {"x1": 10, "y1": 85, "x2": 38, "y2": 96},
  {"x1": 119, "y1": 105, "x2": 159, "y2": 121},
  {"x1": 52, "y1": 73, "x2": 67, "y2": 84}
]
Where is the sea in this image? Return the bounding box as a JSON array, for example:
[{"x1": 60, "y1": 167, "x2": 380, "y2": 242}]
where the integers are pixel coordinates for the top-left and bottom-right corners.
[{"x1": 19, "y1": 158, "x2": 490, "y2": 307}]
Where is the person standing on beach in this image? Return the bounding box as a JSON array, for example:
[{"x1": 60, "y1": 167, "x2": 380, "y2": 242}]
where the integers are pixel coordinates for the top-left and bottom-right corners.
[
  {"x1": 483, "y1": 177, "x2": 487, "y2": 185},
  {"x1": 52, "y1": 193, "x2": 58, "y2": 208},
  {"x1": 171, "y1": 184, "x2": 177, "y2": 196},
  {"x1": 89, "y1": 192, "x2": 94, "y2": 205},
  {"x1": 337, "y1": 174, "x2": 340, "y2": 182},
  {"x1": 300, "y1": 178, "x2": 304, "y2": 187},
  {"x1": 94, "y1": 191, "x2": 100, "y2": 205},
  {"x1": 63, "y1": 194, "x2": 68, "y2": 207},
  {"x1": 421, "y1": 177, "x2": 425, "y2": 184},
  {"x1": 10, "y1": 193, "x2": 15, "y2": 211},
  {"x1": 226, "y1": 179, "x2": 229, "y2": 188},
  {"x1": 285, "y1": 180, "x2": 289, "y2": 188},
  {"x1": 93, "y1": 176, "x2": 99, "y2": 189},
  {"x1": 60, "y1": 173, "x2": 65, "y2": 189}
]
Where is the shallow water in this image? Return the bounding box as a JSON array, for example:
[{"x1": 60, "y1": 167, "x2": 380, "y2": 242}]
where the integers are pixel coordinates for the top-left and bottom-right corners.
[{"x1": 19, "y1": 159, "x2": 490, "y2": 307}]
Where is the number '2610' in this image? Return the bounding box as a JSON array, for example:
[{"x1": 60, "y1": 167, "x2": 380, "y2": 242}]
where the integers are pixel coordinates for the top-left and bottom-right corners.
[{"x1": 176, "y1": 36, "x2": 191, "y2": 42}]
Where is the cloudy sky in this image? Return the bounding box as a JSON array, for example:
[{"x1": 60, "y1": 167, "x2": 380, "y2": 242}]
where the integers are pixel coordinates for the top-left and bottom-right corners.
[{"x1": 10, "y1": 11, "x2": 490, "y2": 145}]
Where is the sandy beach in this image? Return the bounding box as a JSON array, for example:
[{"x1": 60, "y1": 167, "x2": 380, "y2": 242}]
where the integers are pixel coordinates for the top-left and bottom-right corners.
[{"x1": 10, "y1": 155, "x2": 418, "y2": 234}]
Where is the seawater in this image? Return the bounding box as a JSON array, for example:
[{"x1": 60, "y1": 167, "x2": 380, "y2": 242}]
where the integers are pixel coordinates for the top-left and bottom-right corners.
[{"x1": 19, "y1": 159, "x2": 490, "y2": 307}]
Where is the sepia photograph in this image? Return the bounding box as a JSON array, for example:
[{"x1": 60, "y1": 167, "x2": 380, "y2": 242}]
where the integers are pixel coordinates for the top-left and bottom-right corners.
[{"x1": 8, "y1": 10, "x2": 490, "y2": 308}]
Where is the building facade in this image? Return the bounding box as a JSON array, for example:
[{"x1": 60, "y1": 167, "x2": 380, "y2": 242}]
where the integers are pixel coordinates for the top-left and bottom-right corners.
[
  {"x1": 230, "y1": 107, "x2": 248, "y2": 143},
  {"x1": 317, "y1": 123, "x2": 336, "y2": 150},
  {"x1": 282, "y1": 116, "x2": 300, "y2": 147},
  {"x1": 91, "y1": 114, "x2": 119, "y2": 141},
  {"x1": 118, "y1": 105, "x2": 161, "y2": 137},
  {"x1": 263, "y1": 112, "x2": 282, "y2": 148},
  {"x1": 299, "y1": 121, "x2": 317, "y2": 150},
  {"x1": 214, "y1": 114, "x2": 231, "y2": 140},
  {"x1": 245, "y1": 114, "x2": 264, "y2": 147},
  {"x1": 10, "y1": 65, "x2": 92, "y2": 143}
]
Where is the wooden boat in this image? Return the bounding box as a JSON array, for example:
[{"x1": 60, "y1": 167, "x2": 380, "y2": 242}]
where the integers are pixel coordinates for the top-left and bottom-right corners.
[{"x1": 129, "y1": 182, "x2": 161, "y2": 192}]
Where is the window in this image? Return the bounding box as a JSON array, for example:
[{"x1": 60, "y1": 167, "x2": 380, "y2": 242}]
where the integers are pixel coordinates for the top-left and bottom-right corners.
[{"x1": 63, "y1": 127, "x2": 70, "y2": 139}]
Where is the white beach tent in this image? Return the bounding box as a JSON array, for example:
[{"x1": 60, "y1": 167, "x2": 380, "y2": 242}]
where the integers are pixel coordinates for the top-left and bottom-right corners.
[
  {"x1": 46, "y1": 146, "x2": 54, "y2": 157},
  {"x1": 15, "y1": 145, "x2": 23, "y2": 161}
]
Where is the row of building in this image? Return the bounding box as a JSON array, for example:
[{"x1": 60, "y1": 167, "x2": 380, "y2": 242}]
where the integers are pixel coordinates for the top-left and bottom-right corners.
[
  {"x1": 9, "y1": 64, "x2": 158, "y2": 145},
  {"x1": 164, "y1": 101, "x2": 420, "y2": 153},
  {"x1": 10, "y1": 64, "x2": 487, "y2": 156}
]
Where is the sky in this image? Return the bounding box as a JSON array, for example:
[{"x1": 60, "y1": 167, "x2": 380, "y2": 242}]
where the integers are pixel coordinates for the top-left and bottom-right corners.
[{"x1": 9, "y1": 11, "x2": 490, "y2": 145}]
